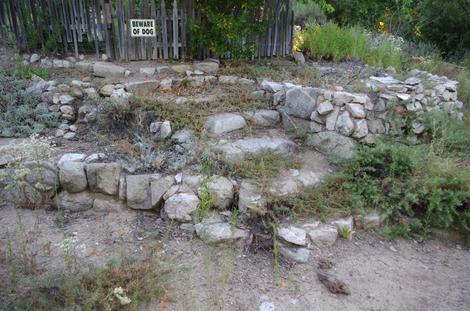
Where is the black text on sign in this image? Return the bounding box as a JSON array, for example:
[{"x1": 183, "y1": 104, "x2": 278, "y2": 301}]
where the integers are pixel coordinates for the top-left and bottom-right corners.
[{"x1": 130, "y1": 19, "x2": 156, "y2": 37}]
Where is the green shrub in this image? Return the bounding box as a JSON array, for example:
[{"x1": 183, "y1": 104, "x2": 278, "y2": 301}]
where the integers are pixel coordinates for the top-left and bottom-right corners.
[
  {"x1": 294, "y1": 0, "x2": 327, "y2": 27},
  {"x1": 289, "y1": 141, "x2": 470, "y2": 234},
  {"x1": 0, "y1": 71, "x2": 59, "y2": 137},
  {"x1": 189, "y1": 0, "x2": 265, "y2": 59},
  {"x1": 298, "y1": 22, "x2": 406, "y2": 68},
  {"x1": 422, "y1": 111, "x2": 470, "y2": 158}
]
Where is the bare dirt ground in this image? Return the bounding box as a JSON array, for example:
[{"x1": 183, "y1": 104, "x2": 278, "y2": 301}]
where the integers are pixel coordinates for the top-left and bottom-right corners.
[{"x1": 1, "y1": 205, "x2": 468, "y2": 311}]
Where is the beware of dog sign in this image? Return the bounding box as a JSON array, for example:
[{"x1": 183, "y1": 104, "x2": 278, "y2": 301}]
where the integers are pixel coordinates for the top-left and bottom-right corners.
[{"x1": 130, "y1": 19, "x2": 156, "y2": 37}]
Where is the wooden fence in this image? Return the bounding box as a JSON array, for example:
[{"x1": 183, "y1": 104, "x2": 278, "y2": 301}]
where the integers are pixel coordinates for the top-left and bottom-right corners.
[{"x1": 0, "y1": 0, "x2": 294, "y2": 61}]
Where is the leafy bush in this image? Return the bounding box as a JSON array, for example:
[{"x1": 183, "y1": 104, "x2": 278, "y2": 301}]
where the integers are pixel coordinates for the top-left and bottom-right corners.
[
  {"x1": 289, "y1": 141, "x2": 470, "y2": 234},
  {"x1": 298, "y1": 22, "x2": 407, "y2": 68},
  {"x1": 0, "y1": 72, "x2": 59, "y2": 137},
  {"x1": 294, "y1": 0, "x2": 327, "y2": 27},
  {"x1": 422, "y1": 111, "x2": 470, "y2": 158},
  {"x1": 189, "y1": 0, "x2": 265, "y2": 59}
]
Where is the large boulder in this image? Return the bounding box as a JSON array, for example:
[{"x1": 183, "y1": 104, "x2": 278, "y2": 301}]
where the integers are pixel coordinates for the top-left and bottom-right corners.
[
  {"x1": 85, "y1": 163, "x2": 121, "y2": 195},
  {"x1": 150, "y1": 175, "x2": 174, "y2": 209},
  {"x1": 238, "y1": 181, "x2": 266, "y2": 215},
  {"x1": 284, "y1": 88, "x2": 316, "y2": 119},
  {"x1": 193, "y1": 61, "x2": 219, "y2": 74},
  {"x1": 55, "y1": 191, "x2": 94, "y2": 212},
  {"x1": 163, "y1": 192, "x2": 199, "y2": 222},
  {"x1": 205, "y1": 113, "x2": 246, "y2": 135},
  {"x1": 243, "y1": 110, "x2": 281, "y2": 127},
  {"x1": 206, "y1": 176, "x2": 235, "y2": 210},
  {"x1": 93, "y1": 62, "x2": 126, "y2": 78},
  {"x1": 278, "y1": 225, "x2": 307, "y2": 246},
  {"x1": 59, "y1": 161, "x2": 87, "y2": 193},
  {"x1": 195, "y1": 217, "x2": 249, "y2": 244},
  {"x1": 126, "y1": 174, "x2": 151, "y2": 210},
  {"x1": 306, "y1": 225, "x2": 338, "y2": 247},
  {"x1": 306, "y1": 131, "x2": 356, "y2": 159}
]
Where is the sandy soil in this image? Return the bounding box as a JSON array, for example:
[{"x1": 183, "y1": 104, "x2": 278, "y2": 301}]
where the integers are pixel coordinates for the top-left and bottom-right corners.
[{"x1": 0, "y1": 206, "x2": 468, "y2": 311}]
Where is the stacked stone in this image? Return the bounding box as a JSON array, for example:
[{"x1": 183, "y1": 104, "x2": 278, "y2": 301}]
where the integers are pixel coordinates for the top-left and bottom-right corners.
[{"x1": 258, "y1": 70, "x2": 463, "y2": 158}]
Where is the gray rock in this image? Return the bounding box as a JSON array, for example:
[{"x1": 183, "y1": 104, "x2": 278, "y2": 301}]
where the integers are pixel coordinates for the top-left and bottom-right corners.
[
  {"x1": 139, "y1": 67, "x2": 155, "y2": 76},
  {"x1": 205, "y1": 113, "x2": 246, "y2": 135},
  {"x1": 150, "y1": 175, "x2": 174, "y2": 208},
  {"x1": 238, "y1": 180, "x2": 266, "y2": 215},
  {"x1": 86, "y1": 163, "x2": 121, "y2": 195},
  {"x1": 193, "y1": 61, "x2": 219, "y2": 74},
  {"x1": 160, "y1": 78, "x2": 173, "y2": 90},
  {"x1": 218, "y1": 75, "x2": 239, "y2": 84},
  {"x1": 195, "y1": 219, "x2": 249, "y2": 244},
  {"x1": 63, "y1": 132, "x2": 77, "y2": 140},
  {"x1": 279, "y1": 244, "x2": 310, "y2": 263},
  {"x1": 354, "y1": 213, "x2": 386, "y2": 229},
  {"x1": 352, "y1": 119, "x2": 369, "y2": 138},
  {"x1": 236, "y1": 136, "x2": 297, "y2": 155},
  {"x1": 164, "y1": 192, "x2": 199, "y2": 222},
  {"x1": 93, "y1": 62, "x2": 126, "y2": 78},
  {"x1": 284, "y1": 88, "x2": 316, "y2": 119},
  {"x1": 93, "y1": 194, "x2": 125, "y2": 212},
  {"x1": 260, "y1": 80, "x2": 283, "y2": 93},
  {"x1": 85, "y1": 153, "x2": 107, "y2": 163},
  {"x1": 126, "y1": 174, "x2": 151, "y2": 210},
  {"x1": 306, "y1": 131, "x2": 356, "y2": 159},
  {"x1": 335, "y1": 111, "x2": 354, "y2": 136},
  {"x1": 370, "y1": 76, "x2": 401, "y2": 84},
  {"x1": 77, "y1": 104, "x2": 97, "y2": 123},
  {"x1": 56, "y1": 191, "x2": 94, "y2": 212},
  {"x1": 26, "y1": 76, "x2": 47, "y2": 95},
  {"x1": 292, "y1": 51, "x2": 305, "y2": 64},
  {"x1": 333, "y1": 92, "x2": 354, "y2": 105},
  {"x1": 172, "y1": 129, "x2": 193, "y2": 144},
  {"x1": 58, "y1": 153, "x2": 86, "y2": 166},
  {"x1": 244, "y1": 110, "x2": 280, "y2": 127},
  {"x1": 55, "y1": 129, "x2": 65, "y2": 137},
  {"x1": 325, "y1": 107, "x2": 339, "y2": 131},
  {"x1": 150, "y1": 120, "x2": 172, "y2": 140},
  {"x1": 307, "y1": 225, "x2": 338, "y2": 247},
  {"x1": 368, "y1": 119, "x2": 386, "y2": 134},
  {"x1": 346, "y1": 103, "x2": 366, "y2": 118},
  {"x1": 206, "y1": 176, "x2": 235, "y2": 209},
  {"x1": 278, "y1": 225, "x2": 307, "y2": 246},
  {"x1": 317, "y1": 101, "x2": 334, "y2": 115},
  {"x1": 30, "y1": 53, "x2": 40, "y2": 63},
  {"x1": 171, "y1": 64, "x2": 193, "y2": 74},
  {"x1": 100, "y1": 84, "x2": 114, "y2": 97},
  {"x1": 59, "y1": 161, "x2": 87, "y2": 193},
  {"x1": 60, "y1": 105, "x2": 74, "y2": 115},
  {"x1": 76, "y1": 61, "x2": 93, "y2": 71}
]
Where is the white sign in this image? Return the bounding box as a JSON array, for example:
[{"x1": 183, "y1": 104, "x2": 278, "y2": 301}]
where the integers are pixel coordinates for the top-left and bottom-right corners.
[{"x1": 130, "y1": 19, "x2": 156, "y2": 37}]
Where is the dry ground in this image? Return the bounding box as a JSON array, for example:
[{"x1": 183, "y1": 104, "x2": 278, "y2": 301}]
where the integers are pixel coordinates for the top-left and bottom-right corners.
[{"x1": 0, "y1": 205, "x2": 468, "y2": 311}]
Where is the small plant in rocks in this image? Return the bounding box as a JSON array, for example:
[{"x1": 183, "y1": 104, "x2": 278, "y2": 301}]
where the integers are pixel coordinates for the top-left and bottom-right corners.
[{"x1": 0, "y1": 71, "x2": 60, "y2": 137}]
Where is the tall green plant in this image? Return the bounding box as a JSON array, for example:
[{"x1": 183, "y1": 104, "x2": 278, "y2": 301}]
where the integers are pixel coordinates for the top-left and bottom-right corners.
[{"x1": 189, "y1": 0, "x2": 265, "y2": 59}]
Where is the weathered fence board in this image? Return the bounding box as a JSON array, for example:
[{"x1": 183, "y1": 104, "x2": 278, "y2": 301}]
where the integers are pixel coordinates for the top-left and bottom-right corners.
[{"x1": 0, "y1": 0, "x2": 294, "y2": 61}]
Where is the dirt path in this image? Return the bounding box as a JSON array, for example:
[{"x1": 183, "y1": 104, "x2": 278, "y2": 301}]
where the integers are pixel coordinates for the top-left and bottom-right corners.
[{"x1": 0, "y1": 206, "x2": 468, "y2": 311}]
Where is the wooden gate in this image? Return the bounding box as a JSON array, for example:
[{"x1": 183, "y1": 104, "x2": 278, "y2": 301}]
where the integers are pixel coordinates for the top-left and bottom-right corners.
[{"x1": 0, "y1": 0, "x2": 294, "y2": 61}]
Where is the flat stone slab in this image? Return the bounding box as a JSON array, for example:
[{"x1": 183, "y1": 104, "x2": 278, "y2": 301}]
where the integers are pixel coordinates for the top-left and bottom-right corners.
[
  {"x1": 214, "y1": 136, "x2": 298, "y2": 163},
  {"x1": 205, "y1": 113, "x2": 247, "y2": 135},
  {"x1": 93, "y1": 62, "x2": 126, "y2": 78}
]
